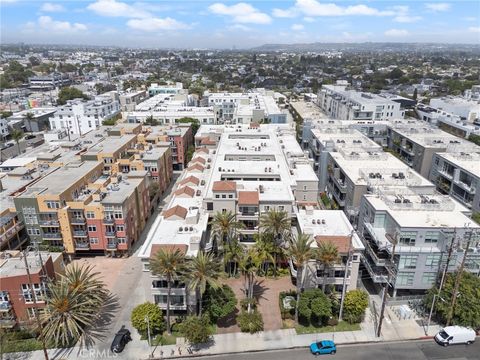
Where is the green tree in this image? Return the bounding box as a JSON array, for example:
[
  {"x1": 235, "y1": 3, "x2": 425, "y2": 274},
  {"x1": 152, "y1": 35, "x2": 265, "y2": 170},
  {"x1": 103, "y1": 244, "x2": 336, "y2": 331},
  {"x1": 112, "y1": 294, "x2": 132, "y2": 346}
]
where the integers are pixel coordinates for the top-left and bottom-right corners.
[
  {"x1": 253, "y1": 234, "x2": 276, "y2": 275},
  {"x1": 204, "y1": 285, "x2": 237, "y2": 322},
  {"x1": 412, "y1": 88, "x2": 418, "y2": 101},
  {"x1": 11, "y1": 129, "x2": 24, "y2": 154},
  {"x1": 150, "y1": 248, "x2": 186, "y2": 334},
  {"x1": 260, "y1": 209, "x2": 291, "y2": 244},
  {"x1": 185, "y1": 145, "x2": 195, "y2": 163},
  {"x1": 41, "y1": 264, "x2": 109, "y2": 347},
  {"x1": 185, "y1": 251, "x2": 222, "y2": 316},
  {"x1": 298, "y1": 288, "x2": 332, "y2": 326},
  {"x1": 0, "y1": 111, "x2": 13, "y2": 119},
  {"x1": 237, "y1": 310, "x2": 264, "y2": 334},
  {"x1": 238, "y1": 246, "x2": 262, "y2": 313},
  {"x1": 144, "y1": 115, "x2": 159, "y2": 126},
  {"x1": 210, "y1": 210, "x2": 244, "y2": 249},
  {"x1": 224, "y1": 237, "x2": 243, "y2": 276},
  {"x1": 286, "y1": 233, "x2": 314, "y2": 322},
  {"x1": 23, "y1": 112, "x2": 34, "y2": 132},
  {"x1": 389, "y1": 68, "x2": 404, "y2": 79},
  {"x1": 425, "y1": 271, "x2": 480, "y2": 328},
  {"x1": 178, "y1": 315, "x2": 212, "y2": 344},
  {"x1": 317, "y1": 241, "x2": 339, "y2": 293},
  {"x1": 468, "y1": 134, "x2": 480, "y2": 146},
  {"x1": 131, "y1": 302, "x2": 164, "y2": 336},
  {"x1": 57, "y1": 87, "x2": 88, "y2": 105},
  {"x1": 177, "y1": 117, "x2": 200, "y2": 135},
  {"x1": 343, "y1": 289, "x2": 369, "y2": 324}
]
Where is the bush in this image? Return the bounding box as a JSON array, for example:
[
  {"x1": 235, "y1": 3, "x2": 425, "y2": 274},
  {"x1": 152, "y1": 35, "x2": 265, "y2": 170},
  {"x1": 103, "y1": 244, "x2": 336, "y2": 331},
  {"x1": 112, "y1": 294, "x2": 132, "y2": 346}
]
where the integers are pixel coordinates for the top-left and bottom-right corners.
[
  {"x1": 238, "y1": 310, "x2": 264, "y2": 334},
  {"x1": 343, "y1": 289, "x2": 369, "y2": 324},
  {"x1": 178, "y1": 315, "x2": 212, "y2": 344},
  {"x1": 298, "y1": 289, "x2": 332, "y2": 326},
  {"x1": 279, "y1": 290, "x2": 296, "y2": 320},
  {"x1": 131, "y1": 302, "x2": 164, "y2": 336},
  {"x1": 204, "y1": 284, "x2": 237, "y2": 322},
  {"x1": 240, "y1": 298, "x2": 257, "y2": 311}
]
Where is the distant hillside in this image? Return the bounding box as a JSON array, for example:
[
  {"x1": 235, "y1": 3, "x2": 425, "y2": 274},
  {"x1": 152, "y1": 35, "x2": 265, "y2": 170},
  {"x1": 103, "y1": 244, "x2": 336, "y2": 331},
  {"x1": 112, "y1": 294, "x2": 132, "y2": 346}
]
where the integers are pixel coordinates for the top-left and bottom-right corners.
[{"x1": 250, "y1": 42, "x2": 480, "y2": 53}]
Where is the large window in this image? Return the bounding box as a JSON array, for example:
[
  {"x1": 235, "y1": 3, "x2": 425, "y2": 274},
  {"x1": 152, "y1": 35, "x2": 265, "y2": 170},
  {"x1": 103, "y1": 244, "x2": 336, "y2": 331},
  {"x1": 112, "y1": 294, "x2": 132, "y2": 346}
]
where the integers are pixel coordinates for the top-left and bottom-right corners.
[
  {"x1": 154, "y1": 295, "x2": 185, "y2": 306},
  {"x1": 422, "y1": 273, "x2": 437, "y2": 285},
  {"x1": 396, "y1": 272, "x2": 414, "y2": 286},
  {"x1": 425, "y1": 254, "x2": 441, "y2": 267},
  {"x1": 398, "y1": 255, "x2": 417, "y2": 269},
  {"x1": 399, "y1": 231, "x2": 417, "y2": 246},
  {"x1": 425, "y1": 232, "x2": 439, "y2": 244}
]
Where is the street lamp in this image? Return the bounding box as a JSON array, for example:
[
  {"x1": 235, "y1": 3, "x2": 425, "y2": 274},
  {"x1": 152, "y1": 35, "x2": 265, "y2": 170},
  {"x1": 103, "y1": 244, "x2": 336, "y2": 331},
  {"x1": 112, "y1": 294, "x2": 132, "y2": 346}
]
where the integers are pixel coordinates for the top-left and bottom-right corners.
[{"x1": 144, "y1": 315, "x2": 151, "y2": 347}]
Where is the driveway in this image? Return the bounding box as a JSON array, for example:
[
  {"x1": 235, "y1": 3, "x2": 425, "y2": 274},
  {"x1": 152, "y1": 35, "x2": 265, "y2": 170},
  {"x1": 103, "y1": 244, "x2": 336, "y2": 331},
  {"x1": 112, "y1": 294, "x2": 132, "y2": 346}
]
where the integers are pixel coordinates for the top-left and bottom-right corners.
[{"x1": 220, "y1": 276, "x2": 295, "y2": 332}]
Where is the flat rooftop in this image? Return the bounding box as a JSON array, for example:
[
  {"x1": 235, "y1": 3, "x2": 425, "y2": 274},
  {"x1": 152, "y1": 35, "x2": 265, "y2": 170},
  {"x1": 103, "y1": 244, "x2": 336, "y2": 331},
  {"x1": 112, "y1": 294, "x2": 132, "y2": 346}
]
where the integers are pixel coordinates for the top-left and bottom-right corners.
[
  {"x1": 84, "y1": 134, "x2": 136, "y2": 155},
  {"x1": 290, "y1": 100, "x2": 329, "y2": 120},
  {"x1": 437, "y1": 152, "x2": 480, "y2": 178},
  {"x1": 0, "y1": 251, "x2": 63, "y2": 278},
  {"x1": 101, "y1": 177, "x2": 144, "y2": 204},
  {"x1": 311, "y1": 127, "x2": 381, "y2": 151}
]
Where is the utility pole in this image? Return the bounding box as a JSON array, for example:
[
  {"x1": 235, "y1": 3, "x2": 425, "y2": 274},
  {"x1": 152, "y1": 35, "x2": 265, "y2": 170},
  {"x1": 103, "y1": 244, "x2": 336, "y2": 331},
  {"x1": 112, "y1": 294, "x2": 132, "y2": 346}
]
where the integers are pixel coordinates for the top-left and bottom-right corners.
[
  {"x1": 338, "y1": 230, "x2": 354, "y2": 321},
  {"x1": 376, "y1": 232, "x2": 397, "y2": 338},
  {"x1": 23, "y1": 250, "x2": 49, "y2": 360},
  {"x1": 145, "y1": 315, "x2": 151, "y2": 347},
  {"x1": 446, "y1": 227, "x2": 474, "y2": 326},
  {"x1": 426, "y1": 229, "x2": 456, "y2": 334}
]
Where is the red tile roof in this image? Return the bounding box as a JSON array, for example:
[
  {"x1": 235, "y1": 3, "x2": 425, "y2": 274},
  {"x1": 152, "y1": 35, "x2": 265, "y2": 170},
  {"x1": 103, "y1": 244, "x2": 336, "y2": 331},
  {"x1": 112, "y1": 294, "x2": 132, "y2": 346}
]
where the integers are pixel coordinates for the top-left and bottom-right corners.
[
  {"x1": 150, "y1": 244, "x2": 188, "y2": 258},
  {"x1": 187, "y1": 163, "x2": 205, "y2": 172},
  {"x1": 200, "y1": 137, "x2": 216, "y2": 145},
  {"x1": 174, "y1": 186, "x2": 195, "y2": 197},
  {"x1": 238, "y1": 191, "x2": 259, "y2": 205},
  {"x1": 179, "y1": 176, "x2": 200, "y2": 186},
  {"x1": 163, "y1": 205, "x2": 188, "y2": 219},
  {"x1": 314, "y1": 235, "x2": 350, "y2": 254},
  {"x1": 190, "y1": 157, "x2": 206, "y2": 165},
  {"x1": 197, "y1": 148, "x2": 209, "y2": 154},
  {"x1": 212, "y1": 181, "x2": 237, "y2": 192},
  {"x1": 250, "y1": 122, "x2": 260, "y2": 128}
]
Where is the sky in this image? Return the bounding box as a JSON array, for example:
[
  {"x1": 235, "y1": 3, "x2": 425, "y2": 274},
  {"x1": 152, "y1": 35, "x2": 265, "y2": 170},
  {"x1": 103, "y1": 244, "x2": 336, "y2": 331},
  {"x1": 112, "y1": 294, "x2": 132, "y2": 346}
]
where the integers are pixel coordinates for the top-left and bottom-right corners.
[{"x1": 1, "y1": 0, "x2": 479, "y2": 49}]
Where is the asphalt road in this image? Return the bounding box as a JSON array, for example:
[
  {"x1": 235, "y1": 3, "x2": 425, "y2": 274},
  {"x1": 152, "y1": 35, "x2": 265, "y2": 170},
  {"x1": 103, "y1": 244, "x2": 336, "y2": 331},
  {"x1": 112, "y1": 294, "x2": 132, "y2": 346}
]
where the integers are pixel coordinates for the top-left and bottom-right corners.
[
  {"x1": 0, "y1": 134, "x2": 43, "y2": 160},
  {"x1": 197, "y1": 340, "x2": 480, "y2": 360}
]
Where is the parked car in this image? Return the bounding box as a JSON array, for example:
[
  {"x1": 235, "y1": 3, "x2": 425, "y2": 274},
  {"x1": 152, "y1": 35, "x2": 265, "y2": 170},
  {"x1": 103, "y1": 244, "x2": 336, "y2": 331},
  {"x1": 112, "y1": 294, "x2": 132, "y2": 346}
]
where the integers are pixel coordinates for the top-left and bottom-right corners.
[
  {"x1": 111, "y1": 328, "x2": 132, "y2": 353},
  {"x1": 310, "y1": 340, "x2": 336, "y2": 355},
  {"x1": 434, "y1": 326, "x2": 476, "y2": 346},
  {"x1": 25, "y1": 134, "x2": 36, "y2": 140}
]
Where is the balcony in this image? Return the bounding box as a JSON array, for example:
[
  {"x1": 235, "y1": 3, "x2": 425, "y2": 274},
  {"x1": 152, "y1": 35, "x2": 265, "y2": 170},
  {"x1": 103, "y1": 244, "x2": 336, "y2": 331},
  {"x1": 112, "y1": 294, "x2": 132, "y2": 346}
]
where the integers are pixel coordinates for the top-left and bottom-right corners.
[
  {"x1": 0, "y1": 301, "x2": 12, "y2": 311},
  {"x1": 363, "y1": 222, "x2": 391, "y2": 250},
  {"x1": 39, "y1": 220, "x2": 60, "y2": 227},
  {"x1": 361, "y1": 254, "x2": 389, "y2": 283},
  {"x1": 0, "y1": 318, "x2": 16, "y2": 328},
  {"x1": 332, "y1": 176, "x2": 347, "y2": 192},
  {"x1": 73, "y1": 230, "x2": 87, "y2": 237},
  {"x1": 70, "y1": 218, "x2": 86, "y2": 225},
  {"x1": 455, "y1": 180, "x2": 475, "y2": 194},
  {"x1": 75, "y1": 242, "x2": 90, "y2": 250},
  {"x1": 106, "y1": 241, "x2": 118, "y2": 250},
  {"x1": 360, "y1": 235, "x2": 391, "y2": 267},
  {"x1": 103, "y1": 218, "x2": 115, "y2": 224},
  {"x1": 43, "y1": 233, "x2": 62, "y2": 239},
  {"x1": 105, "y1": 231, "x2": 116, "y2": 237}
]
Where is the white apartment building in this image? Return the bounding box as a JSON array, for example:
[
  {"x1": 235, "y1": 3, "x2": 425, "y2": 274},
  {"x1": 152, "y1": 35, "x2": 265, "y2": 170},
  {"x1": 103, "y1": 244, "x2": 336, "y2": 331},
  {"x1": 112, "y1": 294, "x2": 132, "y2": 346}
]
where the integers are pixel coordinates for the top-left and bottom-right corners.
[
  {"x1": 358, "y1": 189, "x2": 480, "y2": 296},
  {"x1": 118, "y1": 90, "x2": 147, "y2": 111},
  {"x1": 0, "y1": 118, "x2": 9, "y2": 140},
  {"x1": 148, "y1": 82, "x2": 186, "y2": 97},
  {"x1": 317, "y1": 85, "x2": 404, "y2": 121},
  {"x1": 429, "y1": 152, "x2": 480, "y2": 212},
  {"x1": 127, "y1": 107, "x2": 217, "y2": 125},
  {"x1": 430, "y1": 97, "x2": 480, "y2": 124},
  {"x1": 49, "y1": 97, "x2": 120, "y2": 135},
  {"x1": 464, "y1": 85, "x2": 480, "y2": 101},
  {"x1": 294, "y1": 208, "x2": 364, "y2": 293}
]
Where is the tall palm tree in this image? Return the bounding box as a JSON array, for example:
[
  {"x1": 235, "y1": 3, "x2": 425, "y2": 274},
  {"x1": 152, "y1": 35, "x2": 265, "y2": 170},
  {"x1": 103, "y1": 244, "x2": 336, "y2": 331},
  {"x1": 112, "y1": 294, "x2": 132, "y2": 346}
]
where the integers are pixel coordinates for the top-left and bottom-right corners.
[
  {"x1": 185, "y1": 251, "x2": 221, "y2": 316},
  {"x1": 253, "y1": 234, "x2": 275, "y2": 275},
  {"x1": 150, "y1": 248, "x2": 186, "y2": 334},
  {"x1": 260, "y1": 209, "x2": 291, "y2": 244},
  {"x1": 286, "y1": 233, "x2": 314, "y2": 322},
  {"x1": 224, "y1": 237, "x2": 242, "y2": 276},
  {"x1": 11, "y1": 129, "x2": 24, "y2": 155},
  {"x1": 23, "y1": 112, "x2": 34, "y2": 132},
  {"x1": 238, "y1": 246, "x2": 262, "y2": 313},
  {"x1": 317, "y1": 241, "x2": 339, "y2": 293},
  {"x1": 210, "y1": 210, "x2": 244, "y2": 249},
  {"x1": 41, "y1": 264, "x2": 109, "y2": 347}
]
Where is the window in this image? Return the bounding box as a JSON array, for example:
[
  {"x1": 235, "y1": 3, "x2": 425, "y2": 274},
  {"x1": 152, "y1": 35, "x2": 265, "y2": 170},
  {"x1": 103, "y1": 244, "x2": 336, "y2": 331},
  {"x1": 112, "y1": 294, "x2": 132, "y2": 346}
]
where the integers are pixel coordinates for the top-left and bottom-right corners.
[
  {"x1": 27, "y1": 228, "x2": 41, "y2": 236},
  {"x1": 88, "y1": 225, "x2": 97, "y2": 232},
  {"x1": 154, "y1": 295, "x2": 184, "y2": 306},
  {"x1": 399, "y1": 255, "x2": 417, "y2": 269},
  {"x1": 221, "y1": 194, "x2": 226, "y2": 199},
  {"x1": 206, "y1": 202, "x2": 213, "y2": 211},
  {"x1": 116, "y1": 225, "x2": 125, "y2": 232},
  {"x1": 228, "y1": 194, "x2": 233, "y2": 199},
  {"x1": 422, "y1": 272, "x2": 436, "y2": 285},
  {"x1": 425, "y1": 254, "x2": 441, "y2": 267},
  {"x1": 278, "y1": 206, "x2": 285, "y2": 211},
  {"x1": 264, "y1": 206, "x2": 270, "y2": 211},
  {"x1": 399, "y1": 231, "x2": 416, "y2": 246},
  {"x1": 425, "y1": 231, "x2": 439, "y2": 244},
  {"x1": 45, "y1": 201, "x2": 60, "y2": 209},
  {"x1": 396, "y1": 272, "x2": 414, "y2": 286},
  {"x1": 21, "y1": 283, "x2": 46, "y2": 303},
  {"x1": 0, "y1": 291, "x2": 9, "y2": 302},
  {"x1": 90, "y1": 237, "x2": 99, "y2": 244},
  {"x1": 118, "y1": 237, "x2": 127, "y2": 244},
  {"x1": 86, "y1": 211, "x2": 95, "y2": 219},
  {"x1": 114, "y1": 212, "x2": 123, "y2": 219}
]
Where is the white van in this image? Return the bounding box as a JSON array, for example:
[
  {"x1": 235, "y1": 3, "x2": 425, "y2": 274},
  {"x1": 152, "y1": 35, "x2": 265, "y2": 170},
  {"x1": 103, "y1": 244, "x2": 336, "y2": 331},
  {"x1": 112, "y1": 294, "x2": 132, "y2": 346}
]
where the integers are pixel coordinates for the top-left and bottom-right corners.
[{"x1": 435, "y1": 326, "x2": 476, "y2": 346}]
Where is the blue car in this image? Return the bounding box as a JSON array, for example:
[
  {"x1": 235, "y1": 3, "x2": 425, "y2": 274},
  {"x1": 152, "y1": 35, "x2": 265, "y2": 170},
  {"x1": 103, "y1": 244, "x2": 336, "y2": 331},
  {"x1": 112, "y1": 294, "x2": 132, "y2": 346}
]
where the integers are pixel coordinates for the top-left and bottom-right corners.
[{"x1": 310, "y1": 340, "x2": 337, "y2": 355}]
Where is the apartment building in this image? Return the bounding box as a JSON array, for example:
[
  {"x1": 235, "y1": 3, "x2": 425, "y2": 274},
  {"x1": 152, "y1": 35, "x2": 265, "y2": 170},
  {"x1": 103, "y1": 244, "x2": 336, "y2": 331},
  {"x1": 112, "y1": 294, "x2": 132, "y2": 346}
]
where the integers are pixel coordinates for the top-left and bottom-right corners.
[
  {"x1": 387, "y1": 120, "x2": 479, "y2": 178},
  {"x1": 358, "y1": 189, "x2": 480, "y2": 296},
  {"x1": 0, "y1": 250, "x2": 64, "y2": 329},
  {"x1": 118, "y1": 90, "x2": 147, "y2": 111},
  {"x1": 7, "y1": 108, "x2": 56, "y2": 132},
  {"x1": 127, "y1": 107, "x2": 216, "y2": 126},
  {"x1": 28, "y1": 73, "x2": 71, "y2": 90},
  {"x1": 430, "y1": 97, "x2": 480, "y2": 124},
  {"x1": 317, "y1": 85, "x2": 404, "y2": 121},
  {"x1": 148, "y1": 82, "x2": 185, "y2": 97},
  {"x1": 293, "y1": 208, "x2": 364, "y2": 293},
  {"x1": 49, "y1": 96, "x2": 120, "y2": 135},
  {"x1": 429, "y1": 152, "x2": 480, "y2": 212}
]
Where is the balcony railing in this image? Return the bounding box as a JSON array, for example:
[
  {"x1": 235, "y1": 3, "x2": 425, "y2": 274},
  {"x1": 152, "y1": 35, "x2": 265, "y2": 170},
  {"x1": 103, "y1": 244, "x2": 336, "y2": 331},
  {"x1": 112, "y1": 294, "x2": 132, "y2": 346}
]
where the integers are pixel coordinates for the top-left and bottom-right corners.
[
  {"x1": 361, "y1": 254, "x2": 388, "y2": 283},
  {"x1": 103, "y1": 218, "x2": 115, "y2": 224},
  {"x1": 39, "y1": 220, "x2": 60, "y2": 226},
  {"x1": 73, "y1": 230, "x2": 87, "y2": 237},
  {"x1": 70, "y1": 218, "x2": 86, "y2": 225},
  {"x1": 105, "y1": 231, "x2": 116, "y2": 237},
  {"x1": 106, "y1": 241, "x2": 118, "y2": 249},
  {"x1": 75, "y1": 242, "x2": 90, "y2": 249},
  {"x1": 0, "y1": 318, "x2": 16, "y2": 328},
  {"x1": 43, "y1": 233, "x2": 62, "y2": 239},
  {"x1": 0, "y1": 301, "x2": 12, "y2": 311}
]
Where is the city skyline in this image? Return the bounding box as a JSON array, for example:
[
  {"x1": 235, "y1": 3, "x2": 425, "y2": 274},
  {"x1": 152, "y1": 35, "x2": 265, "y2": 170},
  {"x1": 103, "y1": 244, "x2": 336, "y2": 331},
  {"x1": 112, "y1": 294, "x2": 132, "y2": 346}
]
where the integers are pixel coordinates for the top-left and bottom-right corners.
[{"x1": 1, "y1": 0, "x2": 479, "y2": 49}]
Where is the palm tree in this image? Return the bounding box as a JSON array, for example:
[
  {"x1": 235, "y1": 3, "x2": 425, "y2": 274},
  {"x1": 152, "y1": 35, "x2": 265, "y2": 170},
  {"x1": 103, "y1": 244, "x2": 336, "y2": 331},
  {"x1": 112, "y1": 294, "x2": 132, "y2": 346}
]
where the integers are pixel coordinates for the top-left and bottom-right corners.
[
  {"x1": 11, "y1": 129, "x2": 24, "y2": 155},
  {"x1": 260, "y1": 209, "x2": 291, "y2": 243},
  {"x1": 224, "y1": 237, "x2": 242, "y2": 276},
  {"x1": 210, "y1": 210, "x2": 244, "y2": 249},
  {"x1": 41, "y1": 264, "x2": 109, "y2": 347},
  {"x1": 23, "y1": 112, "x2": 34, "y2": 132},
  {"x1": 150, "y1": 248, "x2": 186, "y2": 334},
  {"x1": 238, "y1": 246, "x2": 262, "y2": 313},
  {"x1": 253, "y1": 234, "x2": 275, "y2": 275},
  {"x1": 185, "y1": 251, "x2": 221, "y2": 316},
  {"x1": 317, "y1": 241, "x2": 339, "y2": 293},
  {"x1": 286, "y1": 233, "x2": 314, "y2": 322}
]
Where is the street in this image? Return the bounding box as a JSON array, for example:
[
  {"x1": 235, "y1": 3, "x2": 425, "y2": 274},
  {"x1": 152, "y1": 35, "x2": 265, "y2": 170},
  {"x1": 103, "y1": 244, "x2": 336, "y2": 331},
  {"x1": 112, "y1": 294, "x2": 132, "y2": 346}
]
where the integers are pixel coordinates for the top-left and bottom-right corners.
[
  {"x1": 0, "y1": 134, "x2": 43, "y2": 161},
  {"x1": 197, "y1": 340, "x2": 480, "y2": 360}
]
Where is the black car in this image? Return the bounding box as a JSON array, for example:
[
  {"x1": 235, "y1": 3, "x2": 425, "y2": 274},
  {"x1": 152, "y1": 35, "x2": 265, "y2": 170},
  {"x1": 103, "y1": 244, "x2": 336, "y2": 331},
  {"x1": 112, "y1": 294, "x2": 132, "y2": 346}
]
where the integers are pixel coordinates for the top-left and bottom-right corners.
[
  {"x1": 110, "y1": 328, "x2": 132, "y2": 353},
  {"x1": 25, "y1": 134, "x2": 36, "y2": 140}
]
